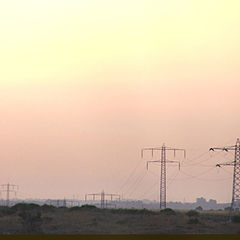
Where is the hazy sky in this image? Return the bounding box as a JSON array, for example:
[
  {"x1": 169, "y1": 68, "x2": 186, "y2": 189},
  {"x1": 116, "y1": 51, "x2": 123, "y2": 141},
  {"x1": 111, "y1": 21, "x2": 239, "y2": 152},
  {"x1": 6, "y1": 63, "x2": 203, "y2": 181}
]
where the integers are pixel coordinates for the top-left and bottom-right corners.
[{"x1": 0, "y1": 0, "x2": 240, "y2": 203}]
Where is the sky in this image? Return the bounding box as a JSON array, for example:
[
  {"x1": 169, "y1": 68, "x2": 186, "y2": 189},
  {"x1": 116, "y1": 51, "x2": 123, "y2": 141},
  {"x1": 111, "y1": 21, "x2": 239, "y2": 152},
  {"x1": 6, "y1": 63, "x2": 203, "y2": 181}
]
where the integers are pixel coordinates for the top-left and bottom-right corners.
[{"x1": 0, "y1": 0, "x2": 240, "y2": 203}]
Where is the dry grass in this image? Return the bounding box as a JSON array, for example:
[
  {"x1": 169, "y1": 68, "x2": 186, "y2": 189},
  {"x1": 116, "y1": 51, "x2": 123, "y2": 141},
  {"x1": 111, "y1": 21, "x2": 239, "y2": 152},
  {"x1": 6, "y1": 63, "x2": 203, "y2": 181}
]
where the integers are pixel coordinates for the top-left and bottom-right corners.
[{"x1": 0, "y1": 205, "x2": 239, "y2": 234}]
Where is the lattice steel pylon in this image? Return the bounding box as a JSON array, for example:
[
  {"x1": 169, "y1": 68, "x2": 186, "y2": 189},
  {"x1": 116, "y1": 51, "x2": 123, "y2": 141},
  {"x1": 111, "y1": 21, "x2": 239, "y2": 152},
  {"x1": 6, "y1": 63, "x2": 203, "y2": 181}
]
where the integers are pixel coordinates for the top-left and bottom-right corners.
[
  {"x1": 210, "y1": 138, "x2": 240, "y2": 221},
  {"x1": 0, "y1": 183, "x2": 19, "y2": 207},
  {"x1": 85, "y1": 191, "x2": 121, "y2": 208},
  {"x1": 142, "y1": 144, "x2": 186, "y2": 209}
]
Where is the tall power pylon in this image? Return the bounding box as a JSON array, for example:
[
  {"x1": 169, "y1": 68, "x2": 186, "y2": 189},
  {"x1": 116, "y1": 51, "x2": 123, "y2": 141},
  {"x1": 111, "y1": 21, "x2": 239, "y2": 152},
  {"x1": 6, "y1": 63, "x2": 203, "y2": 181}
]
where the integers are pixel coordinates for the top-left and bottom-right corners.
[
  {"x1": 210, "y1": 138, "x2": 240, "y2": 221},
  {"x1": 0, "y1": 183, "x2": 19, "y2": 207},
  {"x1": 85, "y1": 190, "x2": 120, "y2": 208},
  {"x1": 142, "y1": 144, "x2": 186, "y2": 209}
]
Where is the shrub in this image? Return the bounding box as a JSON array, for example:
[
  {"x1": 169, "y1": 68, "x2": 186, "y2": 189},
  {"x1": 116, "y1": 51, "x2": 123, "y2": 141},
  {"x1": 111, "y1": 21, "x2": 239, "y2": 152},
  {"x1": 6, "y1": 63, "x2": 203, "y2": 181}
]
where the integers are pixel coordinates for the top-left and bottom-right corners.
[
  {"x1": 232, "y1": 215, "x2": 240, "y2": 223},
  {"x1": 41, "y1": 204, "x2": 56, "y2": 212},
  {"x1": 69, "y1": 206, "x2": 81, "y2": 211},
  {"x1": 111, "y1": 208, "x2": 155, "y2": 215},
  {"x1": 0, "y1": 206, "x2": 15, "y2": 216},
  {"x1": 58, "y1": 206, "x2": 67, "y2": 209},
  {"x1": 160, "y1": 208, "x2": 176, "y2": 215},
  {"x1": 187, "y1": 218, "x2": 199, "y2": 224},
  {"x1": 195, "y1": 206, "x2": 203, "y2": 211},
  {"x1": 80, "y1": 204, "x2": 97, "y2": 210},
  {"x1": 186, "y1": 210, "x2": 199, "y2": 217},
  {"x1": 11, "y1": 203, "x2": 40, "y2": 212},
  {"x1": 18, "y1": 210, "x2": 43, "y2": 233}
]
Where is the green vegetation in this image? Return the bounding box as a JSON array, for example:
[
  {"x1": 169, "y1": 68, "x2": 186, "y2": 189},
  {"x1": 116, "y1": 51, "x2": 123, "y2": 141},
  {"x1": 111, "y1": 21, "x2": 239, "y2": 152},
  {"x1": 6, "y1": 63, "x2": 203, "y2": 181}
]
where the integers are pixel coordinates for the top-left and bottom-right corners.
[
  {"x1": 11, "y1": 203, "x2": 41, "y2": 212},
  {"x1": 0, "y1": 206, "x2": 15, "y2": 216},
  {"x1": 69, "y1": 205, "x2": 98, "y2": 212},
  {"x1": 187, "y1": 217, "x2": 200, "y2": 224},
  {"x1": 18, "y1": 209, "x2": 43, "y2": 234},
  {"x1": 186, "y1": 210, "x2": 199, "y2": 217},
  {"x1": 0, "y1": 204, "x2": 238, "y2": 234},
  {"x1": 232, "y1": 215, "x2": 240, "y2": 223},
  {"x1": 110, "y1": 208, "x2": 156, "y2": 215},
  {"x1": 160, "y1": 208, "x2": 176, "y2": 215}
]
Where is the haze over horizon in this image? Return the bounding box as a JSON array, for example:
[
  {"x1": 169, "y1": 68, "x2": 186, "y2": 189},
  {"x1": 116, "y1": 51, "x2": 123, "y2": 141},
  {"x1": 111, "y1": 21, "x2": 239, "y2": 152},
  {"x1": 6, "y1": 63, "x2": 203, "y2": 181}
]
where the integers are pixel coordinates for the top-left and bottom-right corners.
[{"x1": 0, "y1": 0, "x2": 240, "y2": 203}]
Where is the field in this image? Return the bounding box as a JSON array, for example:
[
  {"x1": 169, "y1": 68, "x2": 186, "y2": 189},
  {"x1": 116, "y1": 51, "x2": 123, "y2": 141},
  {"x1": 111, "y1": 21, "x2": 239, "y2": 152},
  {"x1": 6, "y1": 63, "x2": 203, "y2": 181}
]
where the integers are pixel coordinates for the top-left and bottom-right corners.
[{"x1": 0, "y1": 204, "x2": 239, "y2": 234}]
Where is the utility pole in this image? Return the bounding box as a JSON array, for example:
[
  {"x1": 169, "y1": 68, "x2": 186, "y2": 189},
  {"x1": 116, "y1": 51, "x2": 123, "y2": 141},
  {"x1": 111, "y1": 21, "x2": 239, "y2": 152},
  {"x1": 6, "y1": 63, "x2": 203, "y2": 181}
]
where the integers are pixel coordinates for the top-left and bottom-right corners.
[
  {"x1": 0, "y1": 183, "x2": 19, "y2": 207},
  {"x1": 210, "y1": 138, "x2": 240, "y2": 221},
  {"x1": 142, "y1": 144, "x2": 185, "y2": 209},
  {"x1": 85, "y1": 190, "x2": 120, "y2": 208}
]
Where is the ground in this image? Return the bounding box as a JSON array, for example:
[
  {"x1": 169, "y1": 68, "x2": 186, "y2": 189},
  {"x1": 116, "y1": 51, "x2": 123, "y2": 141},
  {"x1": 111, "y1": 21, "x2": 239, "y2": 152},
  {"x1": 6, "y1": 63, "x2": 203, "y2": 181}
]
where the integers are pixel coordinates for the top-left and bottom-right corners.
[{"x1": 0, "y1": 204, "x2": 239, "y2": 234}]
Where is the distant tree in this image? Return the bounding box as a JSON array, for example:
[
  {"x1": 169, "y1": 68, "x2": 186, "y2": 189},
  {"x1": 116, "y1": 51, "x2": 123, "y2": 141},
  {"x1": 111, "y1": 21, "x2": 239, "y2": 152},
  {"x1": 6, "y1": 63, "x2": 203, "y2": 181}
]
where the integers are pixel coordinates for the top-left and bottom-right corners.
[
  {"x1": 18, "y1": 210, "x2": 43, "y2": 234},
  {"x1": 195, "y1": 206, "x2": 203, "y2": 211},
  {"x1": 41, "y1": 204, "x2": 56, "y2": 212},
  {"x1": 224, "y1": 207, "x2": 231, "y2": 211},
  {"x1": 12, "y1": 203, "x2": 40, "y2": 212},
  {"x1": 186, "y1": 210, "x2": 199, "y2": 217},
  {"x1": 80, "y1": 204, "x2": 97, "y2": 210},
  {"x1": 160, "y1": 208, "x2": 176, "y2": 215}
]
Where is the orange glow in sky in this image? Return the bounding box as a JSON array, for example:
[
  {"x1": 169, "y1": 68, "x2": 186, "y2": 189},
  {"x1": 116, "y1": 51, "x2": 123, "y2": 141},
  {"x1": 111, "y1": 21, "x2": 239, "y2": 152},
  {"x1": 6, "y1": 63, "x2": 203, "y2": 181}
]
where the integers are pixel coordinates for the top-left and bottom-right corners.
[{"x1": 0, "y1": 0, "x2": 240, "y2": 202}]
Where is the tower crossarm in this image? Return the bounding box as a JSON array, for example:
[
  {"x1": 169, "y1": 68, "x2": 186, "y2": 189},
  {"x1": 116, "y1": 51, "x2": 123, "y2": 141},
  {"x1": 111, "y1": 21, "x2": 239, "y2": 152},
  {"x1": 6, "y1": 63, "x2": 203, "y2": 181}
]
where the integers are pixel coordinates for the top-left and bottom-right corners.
[
  {"x1": 85, "y1": 193, "x2": 100, "y2": 201},
  {"x1": 209, "y1": 138, "x2": 240, "y2": 222},
  {"x1": 142, "y1": 147, "x2": 186, "y2": 158},
  {"x1": 209, "y1": 147, "x2": 235, "y2": 151},
  {"x1": 146, "y1": 160, "x2": 160, "y2": 170},
  {"x1": 166, "y1": 160, "x2": 181, "y2": 170},
  {"x1": 146, "y1": 160, "x2": 180, "y2": 170},
  {"x1": 141, "y1": 148, "x2": 162, "y2": 158},
  {"x1": 104, "y1": 194, "x2": 120, "y2": 197},
  {"x1": 164, "y1": 148, "x2": 186, "y2": 158},
  {"x1": 216, "y1": 162, "x2": 235, "y2": 167},
  {"x1": 142, "y1": 143, "x2": 186, "y2": 209}
]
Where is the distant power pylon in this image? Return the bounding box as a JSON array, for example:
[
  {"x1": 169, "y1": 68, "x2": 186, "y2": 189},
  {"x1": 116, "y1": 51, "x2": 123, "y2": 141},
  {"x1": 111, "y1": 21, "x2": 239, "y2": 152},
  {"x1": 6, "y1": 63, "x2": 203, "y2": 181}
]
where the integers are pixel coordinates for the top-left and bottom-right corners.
[
  {"x1": 85, "y1": 190, "x2": 120, "y2": 208},
  {"x1": 0, "y1": 183, "x2": 19, "y2": 207},
  {"x1": 210, "y1": 138, "x2": 240, "y2": 221},
  {"x1": 142, "y1": 144, "x2": 186, "y2": 209}
]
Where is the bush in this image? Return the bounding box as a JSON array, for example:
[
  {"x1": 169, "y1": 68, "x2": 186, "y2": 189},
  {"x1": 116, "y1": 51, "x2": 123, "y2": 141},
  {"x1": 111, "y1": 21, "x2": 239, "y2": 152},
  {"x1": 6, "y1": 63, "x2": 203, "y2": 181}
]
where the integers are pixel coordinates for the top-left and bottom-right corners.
[
  {"x1": 232, "y1": 215, "x2": 240, "y2": 223},
  {"x1": 186, "y1": 210, "x2": 199, "y2": 217},
  {"x1": 41, "y1": 204, "x2": 56, "y2": 212},
  {"x1": 58, "y1": 206, "x2": 67, "y2": 209},
  {"x1": 69, "y1": 206, "x2": 81, "y2": 211},
  {"x1": 187, "y1": 217, "x2": 200, "y2": 224},
  {"x1": 18, "y1": 210, "x2": 43, "y2": 233},
  {"x1": 195, "y1": 206, "x2": 203, "y2": 211},
  {"x1": 160, "y1": 208, "x2": 176, "y2": 215},
  {"x1": 111, "y1": 208, "x2": 156, "y2": 215},
  {"x1": 11, "y1": 203, "x2": 41, "y2": 212},
  {"x1": 0, "y1": 206, "x2": 15, "y2": 216},
  {"x1": 80, "y1": 204, "x2": 97, "y2": 210}
]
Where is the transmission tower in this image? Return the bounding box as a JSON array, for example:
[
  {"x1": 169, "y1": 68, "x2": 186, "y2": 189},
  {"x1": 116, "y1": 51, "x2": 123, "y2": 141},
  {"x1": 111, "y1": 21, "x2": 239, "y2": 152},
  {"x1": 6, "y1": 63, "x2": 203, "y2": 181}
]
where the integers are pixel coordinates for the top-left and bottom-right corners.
[
  {"x1": 209, "y1": 138, "x2": 240, "y2": 221},
  {"x1": 0, "y1": 183, "x2": 19, "y2": 207},
  {"x1": 142, "y1": 144, "x2": 185, "y2": 209},
  {"x1": 85, "y1": 190, "x2": 120, "y2": 208}
]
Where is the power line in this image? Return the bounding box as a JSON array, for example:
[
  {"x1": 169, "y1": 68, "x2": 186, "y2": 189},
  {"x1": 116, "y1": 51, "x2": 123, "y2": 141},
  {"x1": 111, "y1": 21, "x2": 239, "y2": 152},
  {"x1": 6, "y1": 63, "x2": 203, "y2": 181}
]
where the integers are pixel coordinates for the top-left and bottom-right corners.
[
  {"x1": 118, "y1": 158, "x2": 143, "y2": 192},
  {"x1": 85, "y1": 190, "x2": 120, "y2": 208},
  {"x1": 142, "y1": 143, "x2": 185, "y2": 209},
  {"x1": 209, "y1": 138, "x2": 240, "y2": 222},
  {"x1": 124, "y1": 170, "x2": 148, "y2": 198},
  {"x1": 0, "y1": 183, "x2": 19, "y2": 206}
]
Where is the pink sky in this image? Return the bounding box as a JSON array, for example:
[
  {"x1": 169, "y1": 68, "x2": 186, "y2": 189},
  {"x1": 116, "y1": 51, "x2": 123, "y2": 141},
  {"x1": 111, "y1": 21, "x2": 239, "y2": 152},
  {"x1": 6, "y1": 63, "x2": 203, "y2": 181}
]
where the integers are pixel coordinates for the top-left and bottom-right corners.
[
  {"x1": 0, "y1": 78, "x2": 239, "y2": 202},
  {"x1": 0, "y1": 1, "x2": 240, "y2": 203}
]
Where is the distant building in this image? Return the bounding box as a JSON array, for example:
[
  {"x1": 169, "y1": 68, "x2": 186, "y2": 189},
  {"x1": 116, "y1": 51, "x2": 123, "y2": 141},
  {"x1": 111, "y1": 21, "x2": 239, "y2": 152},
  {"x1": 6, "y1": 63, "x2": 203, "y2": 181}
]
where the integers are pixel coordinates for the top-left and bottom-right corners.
[{"x1": 196, "y1": 197, "x2": 207, "y2": 206}]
